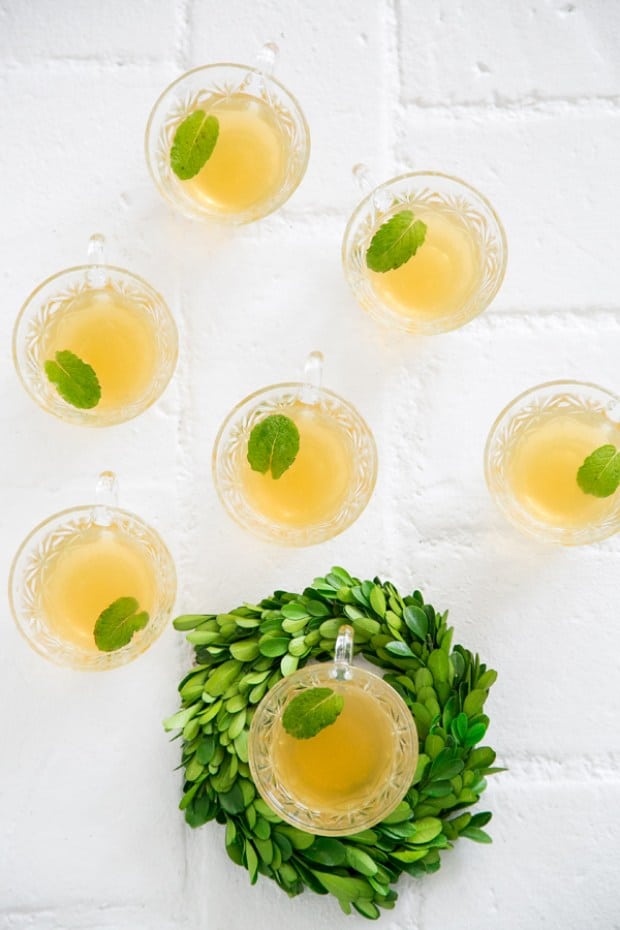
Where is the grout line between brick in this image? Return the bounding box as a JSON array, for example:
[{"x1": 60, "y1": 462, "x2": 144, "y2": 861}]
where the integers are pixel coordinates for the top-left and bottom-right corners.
[
  {"x1": 399, "y1": 94, "x2": 620, "y2": 118},
  {"x1": 497, "y1": 752, "x2": 620, "y2": 781},
  {"x1": 383, "y1": 0, "x2": 402, "y2": 170},
  {"x1": 175, "y1": 0, "x2": 192, "y2": 71}
]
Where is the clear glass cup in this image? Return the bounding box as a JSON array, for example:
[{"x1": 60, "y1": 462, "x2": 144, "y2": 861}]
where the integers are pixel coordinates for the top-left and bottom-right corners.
[
  {"x1": 145, "y1": 44, "x2": 310, "y2": 224},
  {"x1": 8, "y1": 472, "x2": 177, "y2": 669},
  {"x1": 248, "y1": 624, "x2": 418, "y2": 836},
  {"x1": 342, "y1": 168, "x2": 507, "y2": 334},
  {"x1": 485, "y1": 380, "x2": 620, "y2": 544},
  {"x1": 212, "y1": 352, "x2": 378, "y2": 545},
  {"x1": 13, "y1": 234, "x2": 178, "y2": 427}
]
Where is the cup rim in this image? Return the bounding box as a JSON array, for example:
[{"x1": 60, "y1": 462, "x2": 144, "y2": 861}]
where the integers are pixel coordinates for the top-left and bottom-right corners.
[
  {"x1": 8, "y1": 503, "x2": 177, "y2": 669},
  {"x1": 144, "y1": 61, "x2": 311, "y2": 225},
  {"x1": 484, "y1": 378, "x2": 620, "y2": 544},
  {"x1": 342, "y1": 169, "x2": 508, "y2": 335},
  {"x1": 13, "y1": 262, "x2": 178, "y2": 427},
  {"x1": 212, "y1": 380, "x2": 378, "y2": 545}
]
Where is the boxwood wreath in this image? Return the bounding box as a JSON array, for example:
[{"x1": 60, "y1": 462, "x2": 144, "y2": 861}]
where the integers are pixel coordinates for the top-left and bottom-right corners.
[{"x1": 165, "y1": 567, "x2": 502, "y2": 920}]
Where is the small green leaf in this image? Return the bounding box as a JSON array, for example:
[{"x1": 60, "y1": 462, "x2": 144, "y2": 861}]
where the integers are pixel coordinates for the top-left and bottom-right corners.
[
  {"x1": 403, "y1": 605, "x2": 428, "y2": 640},
  {"x1": 369, "y1": 585, "x2": 387, "y2": 617},
  {"x1": 311, "y1": 871, "x2": 373, "y2": 904},
  {"x1": 173, "y1": 613, "x2": 208, "y2": 630},
  {"x1": 463, "y1": 689, "x2": 488, "y2": 717},
  {"x1": 464, "y1": 721, "x2": 488, "y2": 747},
  {"x1": 385, "y1": 641, "x2": 415, "y2": 659},
  {"x1": 245, "y1": 839, "x2": 259, "y2": 883},
  {"x1": 382, "y1": 801, "x2": 412, "y2": 824},
  {"x1": 461, "y1": 826, "x2": 493, "y2": 844},
  {"x1": 477, "y1": 669, "x2": 498, "y2": 690},
  {"x1": 280, "y1": 653, "x2": 299, "y2": 677},
  {"x1": 353, "y1": 899, "x2": 380, "y2": 920},
  {"x1": 219, "y1": 783, "x2": 245, "y2": 815},
  {"x1": 93, "y1": 596, "x2": 149, "y2": 652},
  {"x1": 282, "y1": 687, "x2": 344, "y2": 740},
  {"x1": 577, "y1": 444, "x2": 620, "y2": 497},
  {"x1": 44, "y1": 350, "x2": 101, "y2": 409},
  {"x1": 428, "y1": 649, "x2": 449, "y2": 683},
  {"x1": 411, "y1": 816, "x2": 443, "y2": 844},
  {"x1": 247, "y1": 414, "x2": 300, "y2": 480},
  {"x1": 366, "y1": 210, "x2": 427, "y2": 273},
  {"x1": 259, "y1": 636, "x2": 290, "y2": 657},
  {"x1": 194, "y1": 739, "x2": 214, "y2": 768},
  {"x1": 230, "y1": 640, "x2": 260, "y2": 662},
  {"x1": 304, "y1": 837, "x2": 347, "y2": 867},
  {"x1": 170, "y1": 110, "x2": 219, "y2": 180},
  {"x1": 467, "y1": 747, "x2": 496, "y2": 770},
  {"x1": 203, "y1": 660, "x2": 243, "y2": 697}
]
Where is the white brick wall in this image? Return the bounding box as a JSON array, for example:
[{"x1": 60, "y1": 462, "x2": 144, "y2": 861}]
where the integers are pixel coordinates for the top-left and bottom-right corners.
[{"x1": 1, "y1": 1, "x2": 619, "y2": 929}]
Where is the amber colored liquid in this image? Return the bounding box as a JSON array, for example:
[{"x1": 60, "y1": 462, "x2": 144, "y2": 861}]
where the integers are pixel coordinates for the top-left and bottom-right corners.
[
  {"x1": 184, "y1": 94, "x2": 288, "y2": 214},
  {"x1": 41, "y1": 524, "x2": 156, "y2": 650},
  {"x1": 241, "y1": 403, "x2": 354, "y2": 527},
  {"x1": 44, "y1": 288, "x2": 158, "y2": 411},
  {"x1": 272, "y1": 686, "x2": 394, "y2": 811},
  {"x1": 370, "y1": 209, "x2": 479, "y2": 320},
  {"x1": 507, "y1": 411, "x2": 620, "y2": 527}
]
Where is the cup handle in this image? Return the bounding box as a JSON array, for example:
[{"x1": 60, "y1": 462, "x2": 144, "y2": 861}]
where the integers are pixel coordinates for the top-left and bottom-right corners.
[
  {"x1": 86, "y1": 233, "x2": 107, "y2": 288},
  {"x1": 299, "y1": 350, "x2": 324, "y2": 405},
  {"x1": 94, "y1": 470, "x2": 118, "y2": 526},
  {"x1": 332, "y1": 624, "x2": 354, "y2": 681}
]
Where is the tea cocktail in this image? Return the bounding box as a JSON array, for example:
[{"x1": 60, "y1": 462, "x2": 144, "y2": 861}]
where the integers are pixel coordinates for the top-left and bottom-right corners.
[
  {"x1": 145, "y1": 48, "x2": 310, "y2": 224},
  {"x1": 248, "y1": 625, "x2": 418, "y2": 835},
  {"x1": 342, "y1": 170, "x2": 507, "y2": 334},
  {"x1": 212, "y1": 353, "x2": 377, "y2": 545},
  {"x1": 9, "y1": 472, "x2": 177, "y2": 669},
  {"x1": 485, "y1": 381, "x2": 620, "y2": 544},
  {"x1": 13, "y1": 235, "x2": 177, "y2": 426}
]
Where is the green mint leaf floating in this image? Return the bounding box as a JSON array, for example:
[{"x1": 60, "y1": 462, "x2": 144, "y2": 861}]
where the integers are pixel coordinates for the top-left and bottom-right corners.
[
  {"x1": 44, "y1": 350, "x2": 101, "y2": 409},
  {"x1": 94, "y1": 596, "x2": 150, "y2": 653},
  {"x1": 170, "y1": 110, "x2": 219, "y2": 180},
  {"x1": 247, "y1": 414, "x2": 300, "y2": 480},
  {"x1": 366, "y1": 209, "x2": 427, "y2": 273},
  {"x1": 282, "y1": 687, "x2": 345, "y2": 740},
  {"x1": 577, "y1": 444, "x2": 620, "y2": 497}
]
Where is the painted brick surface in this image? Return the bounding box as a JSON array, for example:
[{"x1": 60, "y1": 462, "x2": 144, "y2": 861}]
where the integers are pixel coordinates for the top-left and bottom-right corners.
[
  {"x1": 398, "y1": 0, "x2": 620, "y2": 105},
  {"x1": 1, "y1": 2, "x2": 620, "y2": 929}
]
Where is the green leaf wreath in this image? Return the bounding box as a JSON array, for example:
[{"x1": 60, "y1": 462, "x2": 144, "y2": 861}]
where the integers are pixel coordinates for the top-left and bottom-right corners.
[{"x1": 165, "y1": 567, "x2": 502, "y2": 919}]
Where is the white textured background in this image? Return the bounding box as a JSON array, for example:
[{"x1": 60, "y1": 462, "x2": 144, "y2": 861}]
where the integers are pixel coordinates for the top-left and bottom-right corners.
[{"x1": 1, "y1": 1, "x2": 620, "y2": 928}]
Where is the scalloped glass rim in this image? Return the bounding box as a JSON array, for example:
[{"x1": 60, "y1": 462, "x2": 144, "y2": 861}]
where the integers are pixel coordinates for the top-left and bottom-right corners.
[
  {"x1": 12, "y1": 263, "x2": 178, "y2": 427},
  {"x1": 144, "y1": 62, "x2": 311, "y2": 225},
  {"x1": 8, "y1": 504, "x2": 177, "y2": 669},
  {"x1": 342, "y1": 170, "x2": 508, "y2": 335},
  {"x1": 248, "y1": 662, "x2": 418, "y2": 835},
  {"x1": 484, "y1": 379, "x2": 620, "y2": 545},
  {"x1": 212, "y1": 381, "x2": 378, "y2": 546}
]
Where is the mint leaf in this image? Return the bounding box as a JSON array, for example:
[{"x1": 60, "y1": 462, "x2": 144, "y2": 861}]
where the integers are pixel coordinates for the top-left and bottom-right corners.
[
  {"x1": 577, "y1": 444, "x2": 620, "y2": 498},
  {"x1": 94, "y1": 596, "x2": 149, "y2": 652},
  {"x1": 282, "y1": 687, "x2": 344, "y2": 740},
  {"x1": 366, "y1": 210, "x2": 427, "y2": 273},
  {"x1": 247, "y1": 414, "x2": 300, "y2": 480},
  {"x1": 44, "y1": 350, "x2": 101, "y2": 409},
  {"x1": 170, "y1": 111, "x2": 219, "y2": 180}
]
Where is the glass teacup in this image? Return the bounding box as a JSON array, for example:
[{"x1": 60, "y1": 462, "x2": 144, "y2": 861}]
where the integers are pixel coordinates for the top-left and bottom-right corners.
[
  {"x1": 13, "y1": 234, "x2": 178, "y2": 427},
  {"x1": 9, "y1": 472, "x2": 177, "y2": 669},
  {"x1": 248, "y1": 624, "x2": 418, "y2": 836},
  {"x1": 212, "y1": 352, "x2": 378, "y2": 545},
  {"x1": 342, "y1": 168, "x2": 507, "y2": 334},
  {"x1": 484, "y1": 380, "x2": 620, "y2": 544},
  {"x1": 145, "y1": 44, "x2": 310, "y2": 224}
]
